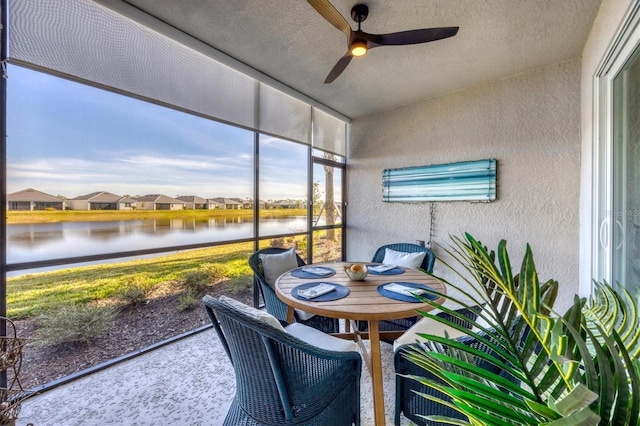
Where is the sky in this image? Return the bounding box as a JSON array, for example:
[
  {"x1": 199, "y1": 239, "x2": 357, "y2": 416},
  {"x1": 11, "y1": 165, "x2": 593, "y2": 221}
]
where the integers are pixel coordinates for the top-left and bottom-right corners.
[{"x1": 6, "y1": 65, "x2": 314, "y2": 201}]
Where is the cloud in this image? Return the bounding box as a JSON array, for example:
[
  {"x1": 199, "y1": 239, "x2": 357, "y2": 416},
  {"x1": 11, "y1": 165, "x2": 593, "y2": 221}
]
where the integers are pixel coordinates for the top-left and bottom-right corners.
[{"x1": 7, "y1": 66, "x2": 313, "y2": 201}]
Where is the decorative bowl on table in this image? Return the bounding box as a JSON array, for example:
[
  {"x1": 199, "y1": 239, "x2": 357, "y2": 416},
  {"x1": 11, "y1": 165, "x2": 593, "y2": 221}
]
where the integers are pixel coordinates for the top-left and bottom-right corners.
[{"x1": 343, "y1": 263, "x2": 369, "y2": 281}]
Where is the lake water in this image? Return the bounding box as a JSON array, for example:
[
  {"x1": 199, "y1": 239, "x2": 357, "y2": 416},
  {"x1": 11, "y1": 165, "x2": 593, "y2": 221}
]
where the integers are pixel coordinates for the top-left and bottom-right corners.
[{"x1": 7, "y1": 216, "x2": 308, "y2": 266}]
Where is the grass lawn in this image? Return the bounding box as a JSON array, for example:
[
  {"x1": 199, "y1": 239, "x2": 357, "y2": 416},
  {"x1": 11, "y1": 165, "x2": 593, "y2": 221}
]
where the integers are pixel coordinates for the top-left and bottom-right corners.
[{"x1": 7, "y1": 241, "x2": 257, "y2": 319}]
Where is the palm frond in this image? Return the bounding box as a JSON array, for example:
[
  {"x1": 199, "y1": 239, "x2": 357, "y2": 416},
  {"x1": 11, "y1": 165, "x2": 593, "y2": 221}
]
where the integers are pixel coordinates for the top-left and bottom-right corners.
[
  {"x1": 401, "y1": 233, "x2": 640, "y2": 424},
  {"x1": 584, "y1": 281, "x2": 640, "y2": 361}
]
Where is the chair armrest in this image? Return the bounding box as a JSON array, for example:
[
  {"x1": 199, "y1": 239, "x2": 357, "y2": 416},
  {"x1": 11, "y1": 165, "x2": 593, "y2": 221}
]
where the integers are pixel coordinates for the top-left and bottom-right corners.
[{"x1": 258, "y1": 279, "x2": 290, "y2": 322}]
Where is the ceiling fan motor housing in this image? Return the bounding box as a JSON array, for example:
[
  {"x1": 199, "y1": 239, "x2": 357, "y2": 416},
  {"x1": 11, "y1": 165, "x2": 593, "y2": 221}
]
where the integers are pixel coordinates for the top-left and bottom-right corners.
[{"x1": 351, "y1": 4, "x2": 369, "y2": 23}]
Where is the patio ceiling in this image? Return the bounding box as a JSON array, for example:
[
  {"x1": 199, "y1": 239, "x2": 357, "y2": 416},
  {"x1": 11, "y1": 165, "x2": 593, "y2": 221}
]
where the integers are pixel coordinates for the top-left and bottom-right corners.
[{"x1": 121, "y1": 0, "x2": 602, "y2": 119}]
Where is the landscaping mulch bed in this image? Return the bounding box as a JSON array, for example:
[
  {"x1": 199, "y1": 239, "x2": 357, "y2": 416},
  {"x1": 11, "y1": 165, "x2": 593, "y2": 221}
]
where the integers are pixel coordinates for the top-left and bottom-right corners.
[{"x1": 12, "y1": 280, "x2": 253, "y2": 391}]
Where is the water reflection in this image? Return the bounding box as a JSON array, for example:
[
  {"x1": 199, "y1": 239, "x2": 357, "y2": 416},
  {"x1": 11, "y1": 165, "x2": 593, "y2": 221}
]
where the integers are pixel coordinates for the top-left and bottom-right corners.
[{"x1": 7, "y1": 216, "x2": 306, "y2": 264}]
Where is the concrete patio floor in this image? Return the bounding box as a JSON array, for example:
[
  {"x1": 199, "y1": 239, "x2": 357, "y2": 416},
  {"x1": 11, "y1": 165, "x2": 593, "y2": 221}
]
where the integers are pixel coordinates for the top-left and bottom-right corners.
[{"x1": 17, "y1": 325, "x2": 411, "y2": 425}]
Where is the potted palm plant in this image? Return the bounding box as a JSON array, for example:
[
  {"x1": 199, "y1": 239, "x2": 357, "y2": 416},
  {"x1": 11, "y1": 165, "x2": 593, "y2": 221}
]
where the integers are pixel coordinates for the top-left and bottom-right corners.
[{"x1": 399, "y1": 233, "x2": 640, "y2": 425}]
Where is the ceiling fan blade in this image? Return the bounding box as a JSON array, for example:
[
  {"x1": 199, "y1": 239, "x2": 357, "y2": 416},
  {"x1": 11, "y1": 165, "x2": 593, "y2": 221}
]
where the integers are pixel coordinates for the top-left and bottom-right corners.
[
  {"x1": 307, "y1": 0, "x2": 353, "y2": 40},
  {"x1": 324, "y1": 53, "x2": 353, "y2": 84},
  {"x1": 362, "y1": 27, "x2": 459, "y2": 46}
]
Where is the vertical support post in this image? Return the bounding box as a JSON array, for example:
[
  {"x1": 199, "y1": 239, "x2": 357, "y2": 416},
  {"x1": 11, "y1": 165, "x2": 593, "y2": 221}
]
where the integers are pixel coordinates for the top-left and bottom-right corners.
[
  {"x1": 0, "y1": 0, "x2": 9, "y2": 390},
  {"x1": 307, "y1": 108, "x2": 314, "y2": 264},
  {"x1": 341, "y1": 155, "x2": 347, "y2": 260},
  {"x1": 252, "y1": 82, "x2": 261, "y2": 308},
  {"x1": 253, "y1": 131, "x2": 260, "y2": 308},
  {"x1": 341, "y1": 122, "x2": 348, "y2": 261},
  {"x1": 307, "y1": 146, "x2": 313, "y2": 263}
]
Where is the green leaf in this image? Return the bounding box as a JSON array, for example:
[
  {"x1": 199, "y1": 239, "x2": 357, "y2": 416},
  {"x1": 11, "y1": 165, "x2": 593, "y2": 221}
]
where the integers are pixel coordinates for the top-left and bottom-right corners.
[
  {"x1": 440, "y1": 371, "x2": 536, "y2": 414},
  {"x1": 554, "y1": 383, "x2": 599, "y2": 416},
  {"x1": 540, "y1": 406, "x2": 601, "y2": 426},
  {"x1": 519, "y1": 244, "x2": 540, "y2": 315},
  {"x1": 525, "y1": 399, "x2": 562, "y2": 420},
  {"x1": 455, "y1": 401, "x2": 524, "y2": 426},
  {"x1": 445, "y1": 388, "x2": 537, "y2": 425},
  {"x1": 497, "y1": 239, "x2": 514, "y2": 294},
  {"x1": 422, "y1": 415, "x2": 469, "y2": 425},
  {"x1": 582, "y1": 325, "x2": 614, "y2": 422}
]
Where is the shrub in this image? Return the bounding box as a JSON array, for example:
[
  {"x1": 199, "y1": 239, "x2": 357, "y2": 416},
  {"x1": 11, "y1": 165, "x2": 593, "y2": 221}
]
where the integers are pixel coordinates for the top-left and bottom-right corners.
[
  {"x1": 35, "y1": 303, "x2": 118, "y2": 346},
  {"x1": 178, "y1": 291, "x2": 200, "y2": 312},
  {"x1": 200, "y1": 263, "x2": 227, "y2": 282},
  {"x1": 114, "y1": 277, "x2": 152, "y2": 305},
  {"x1": 115, "y1": 284, "x2": 149, "y2": 305},
  {"x1": 182, "y1": 269, "x2": 212, "y2": 294},
  {"x1": 270, "y1": 238, "x2": 284, "y2": 248},
  {"x1": 293, "y1": 238, "x2": 307, "y2": 254},
  {"x1": 226, "y1": 275, "x2": 253, "y2": 293}
]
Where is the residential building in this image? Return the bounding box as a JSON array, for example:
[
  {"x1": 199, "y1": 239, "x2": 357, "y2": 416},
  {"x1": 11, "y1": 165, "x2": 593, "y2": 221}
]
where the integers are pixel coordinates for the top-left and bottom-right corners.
[
  {"x1": 67, "y1": 191, "x2": 125, "y2": 210},
  {"x1": 6, "y1": 188, "x2": 65, "y2": 211},
  {"x1": 176, "y1": 195, "x2": 208, "y2": 210},
  {"x1": 135, "y1": 194, "x2": 185, "y2": 210},
  {"x1": 211, "y1": 197, "x2": 243, "y2": 210}
]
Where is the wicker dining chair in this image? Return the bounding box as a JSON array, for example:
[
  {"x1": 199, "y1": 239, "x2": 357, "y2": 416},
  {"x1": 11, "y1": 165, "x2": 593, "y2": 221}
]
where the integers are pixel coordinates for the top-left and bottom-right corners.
[
  {"x1": 371, "y1": 243, "x2": 436, "y2": 272},
  {"x1": 248, "y1": 247, "x2": 339, "y2": 333},
  {"x1": 365, "y1": 243, "x2": 436, "y2": 333},
  {"x1": 203, "y1": 295, "x2": 362, "y2": 426},
  {"x1": 394, "y1": 307, "x2": 525, "y2": 426}
]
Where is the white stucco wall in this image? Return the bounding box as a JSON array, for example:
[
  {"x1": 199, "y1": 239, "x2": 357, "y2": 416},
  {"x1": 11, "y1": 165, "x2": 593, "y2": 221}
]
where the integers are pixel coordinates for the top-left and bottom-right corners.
[
  {"x1": 348, "y1": 59, "x2": 581, "y2": 314},
  {"x1": 579, "y1": 0, "x2": 634, "y2": 296}
]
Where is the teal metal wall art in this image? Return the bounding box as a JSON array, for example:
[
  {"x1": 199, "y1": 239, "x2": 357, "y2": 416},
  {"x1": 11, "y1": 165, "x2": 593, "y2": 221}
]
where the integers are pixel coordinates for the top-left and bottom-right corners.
[{"x1": 382, "y1": 159, "x2": 497, "y2": 202}]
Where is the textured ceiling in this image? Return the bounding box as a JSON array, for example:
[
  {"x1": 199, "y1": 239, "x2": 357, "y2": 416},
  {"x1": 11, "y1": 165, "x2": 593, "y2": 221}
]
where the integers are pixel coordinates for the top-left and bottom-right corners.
[{"x1": 123, "y1": 0, "x2": 602, "y2": 119}]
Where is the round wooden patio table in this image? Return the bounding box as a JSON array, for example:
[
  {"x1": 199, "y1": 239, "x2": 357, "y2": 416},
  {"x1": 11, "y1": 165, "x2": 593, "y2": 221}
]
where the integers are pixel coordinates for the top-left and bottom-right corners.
[{"x1": 275, "y1": 261, "x2": 446, "y2": 426}]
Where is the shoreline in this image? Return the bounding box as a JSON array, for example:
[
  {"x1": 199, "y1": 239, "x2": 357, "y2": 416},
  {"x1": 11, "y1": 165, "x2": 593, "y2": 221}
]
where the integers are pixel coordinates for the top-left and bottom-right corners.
[{"x1": 6, "y1": 208, "x2": 309, "y2": 225}]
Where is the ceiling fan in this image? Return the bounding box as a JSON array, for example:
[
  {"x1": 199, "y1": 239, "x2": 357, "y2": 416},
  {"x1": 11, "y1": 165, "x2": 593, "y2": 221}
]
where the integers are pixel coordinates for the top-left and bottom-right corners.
[{"x1": 307, "y1": 0, "x2": 459, "y2": 83}]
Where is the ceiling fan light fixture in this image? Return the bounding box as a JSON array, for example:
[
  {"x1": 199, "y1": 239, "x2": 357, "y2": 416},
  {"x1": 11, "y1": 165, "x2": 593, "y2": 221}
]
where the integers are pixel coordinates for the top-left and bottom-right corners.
[
  {"x1": 350, "y1": 40, "x2": 367, "y2": 57},
  {"x1": 308, "y1": 0, "x2": 458, "y2": 83}
]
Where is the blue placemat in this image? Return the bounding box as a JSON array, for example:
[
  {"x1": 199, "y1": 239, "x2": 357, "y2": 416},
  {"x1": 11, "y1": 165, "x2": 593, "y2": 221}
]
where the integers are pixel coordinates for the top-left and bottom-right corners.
[
  {"x1": 367, "y1": 265, "x2": 405, "y2": 275},
  {"x1": 377, "y1": 282, "x2": 438, "y2": 303},
  {"x1": 291, "y1": 266, "x2": 336, "y2": 279},
  {"x1": 292, "y1": 282, "x2": 349, "y2": 302}
]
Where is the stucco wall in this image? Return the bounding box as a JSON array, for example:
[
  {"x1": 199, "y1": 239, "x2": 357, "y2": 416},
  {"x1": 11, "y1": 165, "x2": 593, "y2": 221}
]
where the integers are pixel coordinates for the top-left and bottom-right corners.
[
  {"x1": 579, "y1": 0, "x2": 633, "y2": 296},
  {"x1": 348, "y1": 59, "x2": 581, "y2": 313}
]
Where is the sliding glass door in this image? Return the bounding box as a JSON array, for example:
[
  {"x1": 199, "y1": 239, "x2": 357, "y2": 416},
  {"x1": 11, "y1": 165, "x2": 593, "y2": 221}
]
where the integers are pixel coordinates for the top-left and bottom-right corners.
[
  {"x1": 594, "y1": 6, "x2": 640, "y2": 294},
  {"x1": 611, "y1": 47, "x2": 640, "y2": 290}
]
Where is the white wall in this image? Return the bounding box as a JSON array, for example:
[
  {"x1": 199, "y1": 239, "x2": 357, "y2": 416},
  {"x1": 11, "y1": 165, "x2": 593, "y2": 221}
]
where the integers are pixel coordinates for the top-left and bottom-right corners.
[
  {"x1": 348, "y1": 59, "x2": 581, "y2": 314},
  {"x1": 579, "y1": 0, "x2": 634, "y2": 297}
]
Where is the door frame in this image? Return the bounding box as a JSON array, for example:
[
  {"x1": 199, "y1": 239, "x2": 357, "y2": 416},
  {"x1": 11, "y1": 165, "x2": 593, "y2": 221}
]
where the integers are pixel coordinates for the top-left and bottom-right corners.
[{"x1": 592, "y1": 2, "x2": 640, "y2": 289}]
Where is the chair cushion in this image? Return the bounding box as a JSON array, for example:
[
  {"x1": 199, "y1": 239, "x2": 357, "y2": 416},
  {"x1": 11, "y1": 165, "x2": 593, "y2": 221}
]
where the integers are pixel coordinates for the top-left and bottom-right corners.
[
  {"x1": 285, "y1": 323, "x2": 359, "y2": 353},
  {"x1": 393, "y1": 316, "x2": 468, "y2": 352},
  {"x1": 383, "y1": 248, "x2": 427, "y2": 269},
  {"x1": 259, "y1": 247, "x2": 298, "y2": 287},
  {"x1": 219, "y1": 295, "x2": 286, "y2": 332}
]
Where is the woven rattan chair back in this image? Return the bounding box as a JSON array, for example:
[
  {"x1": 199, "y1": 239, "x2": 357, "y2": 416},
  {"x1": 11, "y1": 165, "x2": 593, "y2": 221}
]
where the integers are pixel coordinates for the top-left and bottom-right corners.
[
  {"x1": 248, "y1": 248, "x2": 339, "y2": 333},
  {"x1": 365, "y1": 243, "x2": 437, "y2": 333},
  {"x1": 203, "y1": 295, "x2": 361, "y2": 425},
  {"x1": 371, "y1": 242, "x2": 436, "y2": 273}
]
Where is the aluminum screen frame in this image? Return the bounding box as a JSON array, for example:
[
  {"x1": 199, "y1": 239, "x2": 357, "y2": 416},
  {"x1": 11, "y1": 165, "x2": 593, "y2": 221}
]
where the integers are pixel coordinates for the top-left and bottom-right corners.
[{"x1": 382, "y1": 159, "x2": 497, "y2": 202}]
